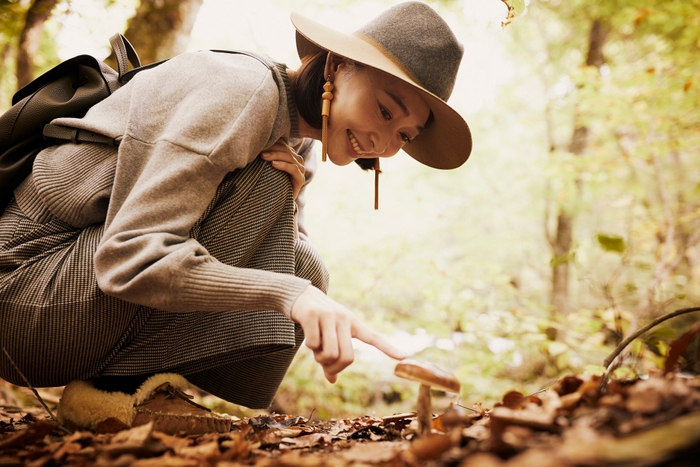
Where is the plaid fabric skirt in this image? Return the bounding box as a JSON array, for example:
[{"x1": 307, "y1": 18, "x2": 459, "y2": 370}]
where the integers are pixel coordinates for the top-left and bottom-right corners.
[{"x1": 0, "y1": 152, "x2": 328, "y2": 409}]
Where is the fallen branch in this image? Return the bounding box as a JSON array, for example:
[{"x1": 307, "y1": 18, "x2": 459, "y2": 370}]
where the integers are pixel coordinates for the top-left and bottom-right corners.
[
  {"x1": 2, "y1": 346, "x2": 71, "y2": 434},
  {"x1": 603, "y1": 307, "x2": 700, "y2": 369}
]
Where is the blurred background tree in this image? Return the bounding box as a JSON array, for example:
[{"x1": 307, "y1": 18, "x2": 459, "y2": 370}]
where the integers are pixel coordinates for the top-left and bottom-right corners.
[{"x1": 0, "y1": 0, "x2": 698, "y2": 418}]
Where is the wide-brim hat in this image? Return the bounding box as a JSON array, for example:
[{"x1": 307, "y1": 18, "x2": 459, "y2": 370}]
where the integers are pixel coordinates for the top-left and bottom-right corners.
[{"x1": 291, "y1": 1, "x2": 472, "y2": 170}]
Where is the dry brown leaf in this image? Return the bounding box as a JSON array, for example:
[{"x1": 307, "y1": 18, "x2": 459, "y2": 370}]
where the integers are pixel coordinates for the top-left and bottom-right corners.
[
  {"x1": 340, "y1": 440, "x2": 405, "y2": 463},
  {"x1": 179, "y1": 440, "x2": 220, "y2": 459},
  {"x1": 557, "y1": 392, "x2": 582, "y2": 412},
  {"x1": 130, "y1": 454, "x2": 199, "y2": 467},
  {"x1": 459, "y1": 452, "x2": 505, "y2": 467},
  {"x1": 279, "y1": 432, "x2": 332, "y2": 449},
  {"x1": 665, "y1": 321, "x2": 700, "y2": 373},
  {"x1": 100, "y1": 421, "x2": 167, "y2": 458},
  {"x1": 150, "y1": 430, "x2": 191, "y2": 452},
  {"x1": 409, "y1": 432, "x2": 453, "y2": 461},
  {"x1": 625, "y1": 378, "x2": 665, "y2": 414},
  {"x1": 51, "y1": 441, "x2": 82, "y2": 462},
  {"x1": 499, "y1": 391, "x2": 525, "y2": 410},
  {"x1": 0, "y1": 420, "x2": 56, "y2": 450},
  {"x1": 382, "y1": 412, "x2": 416, "y2": 424},
  {"x1": 500, "y1": 425, "x2": 534, "y2": 451},
  {"x1": 111, "y1": 421, "x2": 153, "y2": 446},
  {"x1": 597, "y1": 393, "x2": 625, "y2": 409},
  {"x1": 490, "y1": 407, "x2": 558, "y2": 433},
  {"x1": 461, "y1": 418, "x2": 490, "y2": 440},
  {"x1": 275, "y1": 450, "x2": 327, "y2": 467},
  {"x1": 552, "y1": 375, "x2": 583, "y2": 396},
  {"x1": 505, "y1": 448, "x2": 563, "y2": 467}
]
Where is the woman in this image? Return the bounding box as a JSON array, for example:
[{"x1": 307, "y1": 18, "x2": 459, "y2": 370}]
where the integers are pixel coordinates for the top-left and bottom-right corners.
[{"x1": 0, "y1": 1, "x2": 472, "y2": 433}]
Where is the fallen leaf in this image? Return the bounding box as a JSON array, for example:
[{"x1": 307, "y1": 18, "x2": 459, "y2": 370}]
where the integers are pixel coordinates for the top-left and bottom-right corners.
[
  {"x1": 51, "y1": 441, "x2": 82, "y2": 462},
  {"x1": 665, "y1": 321, "x2": 700, "y2": 373},
  {"x1": 100, "y1": 422, "x2": 167, "y2": 457},
  {"x1": 341, "y1": 440, "x2": 405, "y2": 463},
  {"x1": 178, "y1": 440, "x2": 220, "y2": 459},
  {"x1": 459, "y1": 452, "x2": 505, "y2": 466},
  {"x1": 130, "y1": 454, "x2": 199, "y2": 467},
  {"x1": 506, "y1": 448, "x2": 562, "y2": 467},
  {"x1": 499, "y1": 391, "x2": 525, "y2": 410},
  {"x1": 0, "y1": 420, "x2": 56, "y2": 450},
  {"x1": 150, "y1": 431, "x2": 191, "y2": 452},
  {"x1": 625, "y1": 378, "x2": 664, "y2": 414},
  {"x1": 409, "y1": 433, "x2": 453, "y2": 461},
  {"x1": 381, "y1": 412, "x2": 416, "y2": 424},
  {"x1": 275, "y1": 450, "x2": 326, "y2": 467},
  {"x1": 490, "y1": 407, "x2": 558, "y2": 433},
  {"x1": 279, "y1": 433, "x2": 332, "y2": 449}
]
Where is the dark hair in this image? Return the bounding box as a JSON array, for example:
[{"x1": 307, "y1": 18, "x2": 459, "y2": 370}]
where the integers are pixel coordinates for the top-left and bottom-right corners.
[
  {"x1": 291, "y1": 51, "x2": 327, "y2": 131},
  {"x1": 290, "y1": 52, "x2": 435, "y2": 171}
]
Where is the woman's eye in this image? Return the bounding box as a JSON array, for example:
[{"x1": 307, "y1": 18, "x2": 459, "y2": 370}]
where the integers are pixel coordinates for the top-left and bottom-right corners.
[
  {"x1": 380, "y1": 106, "x2": 392, "y2": 120},
  {"x1": 400, "y1": 132, "x2": 412, "y2": 143}
]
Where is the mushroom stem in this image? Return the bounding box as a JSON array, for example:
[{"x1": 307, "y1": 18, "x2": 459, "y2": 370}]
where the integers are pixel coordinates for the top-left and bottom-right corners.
[{"x1": 417, "y1": 383, "x2": 432, "y2": 434}]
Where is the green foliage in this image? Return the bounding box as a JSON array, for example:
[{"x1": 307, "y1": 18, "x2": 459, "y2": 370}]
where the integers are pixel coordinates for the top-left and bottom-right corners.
[{"x1": 597, "y1": 233, "x2": 626, "y2": 253}]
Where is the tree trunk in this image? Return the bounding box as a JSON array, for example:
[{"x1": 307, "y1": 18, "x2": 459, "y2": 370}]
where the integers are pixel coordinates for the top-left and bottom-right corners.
[
  {"x1": 123, "y1": 0, "x2": 204, "y2": 65},
  {"x1": 16, "y1": 0, "x2": 58, "y2": 89},
  {"x1": 550, "y1": 20, "x2": 609, "y2": 315}
]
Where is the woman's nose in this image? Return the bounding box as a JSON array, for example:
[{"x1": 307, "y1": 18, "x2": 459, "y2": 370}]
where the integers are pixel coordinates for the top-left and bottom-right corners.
[{"x1": 370, "y1": 132, "x2": 391, "y2": 155}]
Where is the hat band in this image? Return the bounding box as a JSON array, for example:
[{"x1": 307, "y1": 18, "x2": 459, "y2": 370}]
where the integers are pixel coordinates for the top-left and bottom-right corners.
[{"x1": 353, "y1": 32, "x2": 427, "y2": 93}]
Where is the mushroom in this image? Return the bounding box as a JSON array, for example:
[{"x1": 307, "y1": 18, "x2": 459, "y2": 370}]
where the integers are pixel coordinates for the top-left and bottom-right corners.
[{"x1": 394, "y1": 359, "x2": 461, "y2": 435}]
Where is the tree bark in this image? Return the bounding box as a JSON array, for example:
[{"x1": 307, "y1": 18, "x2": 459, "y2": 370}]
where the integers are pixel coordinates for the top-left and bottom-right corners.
[
  {"x1": 550, "y1": 19, "x2": 609, "y2": 315},
  {"x1": 122, "y1": 0, "x2": 204, "y2": 65},
  {"x1": 16, "y1": 0, "x2": 58, "y2": 89}
]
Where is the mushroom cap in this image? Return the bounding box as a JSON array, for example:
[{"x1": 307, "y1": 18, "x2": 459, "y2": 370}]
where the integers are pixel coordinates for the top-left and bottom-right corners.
[{"x1": 394, "y1": 359, "x2": 461, "y2": 394}]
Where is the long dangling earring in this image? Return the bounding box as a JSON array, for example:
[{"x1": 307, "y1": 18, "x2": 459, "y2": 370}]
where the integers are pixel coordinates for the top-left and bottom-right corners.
[
  {"x1": 374, "y1": 158, "x2": 381, "y2": 210},
  {"x1": 321, "y1": 78, "x2": 334, "y2": 162}
]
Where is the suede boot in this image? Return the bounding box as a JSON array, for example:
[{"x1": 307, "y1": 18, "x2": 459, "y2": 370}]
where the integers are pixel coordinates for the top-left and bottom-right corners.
[{"x1": 57, "y1": 373, "x2": 231, "y2": 435}]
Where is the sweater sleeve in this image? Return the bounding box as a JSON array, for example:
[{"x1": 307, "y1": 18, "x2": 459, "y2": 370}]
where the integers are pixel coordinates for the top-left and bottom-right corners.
[{"x1": 93, "y1": 52, "x2": 310, "y2": 316}]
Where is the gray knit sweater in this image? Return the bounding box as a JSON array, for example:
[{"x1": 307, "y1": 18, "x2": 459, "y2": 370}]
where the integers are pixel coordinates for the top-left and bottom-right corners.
[{"x1": 15, "y1": 51, "x2": 314, "y2": 318}]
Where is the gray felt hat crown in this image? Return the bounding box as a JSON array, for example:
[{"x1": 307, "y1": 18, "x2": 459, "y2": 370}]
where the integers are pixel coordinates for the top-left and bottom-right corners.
[{"x1": 292, "y1": 1, "x2": 472, "y2": 169}]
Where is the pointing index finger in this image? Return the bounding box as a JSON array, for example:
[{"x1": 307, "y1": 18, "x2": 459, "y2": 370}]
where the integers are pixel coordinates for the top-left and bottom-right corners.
[{"x1": 352, "y1": 321, "x2": 407, "y2": 361}]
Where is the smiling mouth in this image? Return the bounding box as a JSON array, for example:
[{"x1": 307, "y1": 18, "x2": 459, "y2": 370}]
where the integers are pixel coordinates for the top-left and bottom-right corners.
[{"x1": 347, "y1": 130, "x2": 365, "y2": 156}]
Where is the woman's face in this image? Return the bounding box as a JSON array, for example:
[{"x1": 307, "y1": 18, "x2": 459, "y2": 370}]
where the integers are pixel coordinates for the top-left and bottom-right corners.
[{"x1": 325, "y1": 61, "x2": 431, "y2": 166}]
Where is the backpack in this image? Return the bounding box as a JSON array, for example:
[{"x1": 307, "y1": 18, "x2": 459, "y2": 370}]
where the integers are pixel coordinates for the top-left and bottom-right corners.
[
  {"x1": 0, "y1": 34, "x2": 275, "y2": 214},
  {"x1": 0, "y1": 34, "x2": 155, "y2": 213}
]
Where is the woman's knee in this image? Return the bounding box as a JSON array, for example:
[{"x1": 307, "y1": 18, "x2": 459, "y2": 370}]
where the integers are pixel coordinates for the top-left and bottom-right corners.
[{"x1": 295, "y1": 239, "x2": 329, "y2": 293}]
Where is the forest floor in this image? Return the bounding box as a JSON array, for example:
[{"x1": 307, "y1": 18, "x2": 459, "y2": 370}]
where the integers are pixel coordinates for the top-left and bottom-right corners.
[{"x1": 1, "y1": 367, "x2": 700, "y2": 467}]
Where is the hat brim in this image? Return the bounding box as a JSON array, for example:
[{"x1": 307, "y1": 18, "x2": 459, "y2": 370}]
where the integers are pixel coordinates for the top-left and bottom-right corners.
[{"x1": 291, "y1": 11, "x2": 472, "y2": 170}]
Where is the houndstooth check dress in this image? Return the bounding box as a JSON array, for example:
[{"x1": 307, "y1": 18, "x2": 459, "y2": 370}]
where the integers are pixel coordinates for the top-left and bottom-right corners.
[{"x1": 0, "y1": 52, "x2": 329, "y2": 409}]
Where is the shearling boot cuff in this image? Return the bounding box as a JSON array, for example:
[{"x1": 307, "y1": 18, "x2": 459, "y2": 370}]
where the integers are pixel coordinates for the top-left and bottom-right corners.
[
  {"x1": 57, "y1": 379, "x2": 134, "y2": 431},
  {"x1": 57, "y1": 373, "x2": 231, "y2": 435}
]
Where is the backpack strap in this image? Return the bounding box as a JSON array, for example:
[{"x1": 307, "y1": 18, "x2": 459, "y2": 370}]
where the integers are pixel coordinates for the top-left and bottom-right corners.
[
  {"x1": 42, "y1": 124, "x2": 119, "y2": 146},
  {"x1": 109, "y1": 33, "x2": 141, "y2": 82},
  {"x1": 42, "y1": 49, "x2": 281, "y2": 147}
]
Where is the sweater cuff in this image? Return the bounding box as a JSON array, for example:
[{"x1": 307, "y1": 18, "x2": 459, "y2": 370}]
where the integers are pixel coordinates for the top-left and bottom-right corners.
[{"x1": 179, "y1": 260, "x2": 310, "y2": 318}]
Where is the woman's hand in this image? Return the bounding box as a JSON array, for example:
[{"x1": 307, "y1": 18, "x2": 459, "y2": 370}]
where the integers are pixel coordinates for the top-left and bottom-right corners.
[
  {"x1": 290, "y1": 284, "x2": 407, "y2": 383},
  {"x1": 261, "y1": 139, "x2": 306, "y2": 200}
]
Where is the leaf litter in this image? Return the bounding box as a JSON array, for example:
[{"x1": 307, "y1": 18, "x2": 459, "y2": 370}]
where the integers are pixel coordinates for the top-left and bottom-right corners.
[
  {"x1": 2, "y1": 370, "x2": 699, "y2": 467},
  {"x1": 3, "y1": 324, "x2": 700, "y2": 467}
]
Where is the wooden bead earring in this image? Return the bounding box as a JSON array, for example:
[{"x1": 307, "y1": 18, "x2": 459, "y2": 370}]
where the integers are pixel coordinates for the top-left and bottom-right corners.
[
  {"x1": 321, "y1": 78, "x2": 334, "y2": 162},
  {"x1": 374, "y1": 158, "x2": 381, "y2": 210}
]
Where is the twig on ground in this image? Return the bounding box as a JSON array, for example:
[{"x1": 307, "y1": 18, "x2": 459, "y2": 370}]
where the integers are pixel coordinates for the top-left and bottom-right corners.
[
  {"x1": 2, "y1": 346, "x2": 72, "y2": 434},
  {"x1": 528, "y1": 387, "x2": 551, "y2": 397},
  {"x1": 456, "y1": 404, "x2": 478, "y2": 413}
]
